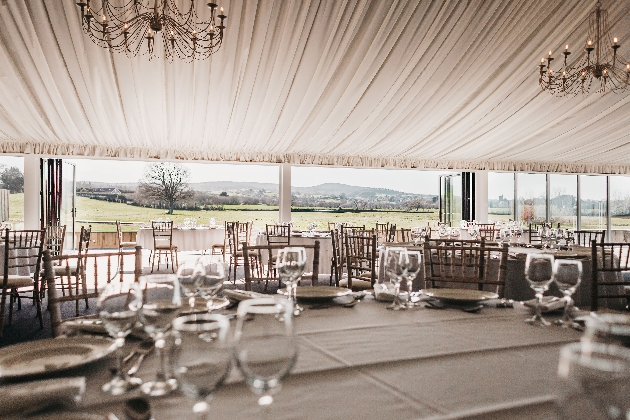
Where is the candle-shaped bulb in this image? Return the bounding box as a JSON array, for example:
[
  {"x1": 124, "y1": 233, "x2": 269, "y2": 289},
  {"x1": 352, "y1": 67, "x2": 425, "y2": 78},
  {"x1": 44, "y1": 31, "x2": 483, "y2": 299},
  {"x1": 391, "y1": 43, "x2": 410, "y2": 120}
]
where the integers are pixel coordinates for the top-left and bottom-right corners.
[
  {"x1": 210, "y1": 24, "x2": 214, "y2": 33},
  {"x1": 562, "y1": 70, "x2": 566, "y2": 77},
  {"x1": 565, "y1": 44, "x2": 569, "y2": 50},
  {"x1": 102, "y1": 14, "x2": 106, "y2": 23},
  {"x1": 124, "y1": 23, "x2": 128, "y2": 30},
  {"x1": 588, "y1": 40, "x2": 592, "y2": 46},
  {"x1": 541, "y1": 58, "x2": 545, "y2": 64},
  {"x1": 147, "y1": 29, "x2": 152, "y2": 37},
  {"x1": 614, "y1": 37, "x2": 618, "y2": 45},
  {"x1": 603, "y1": 69, "x2": 608, "y2": 75},
  {"x1": 548, "y1": 50, "x2": 553, "y2": 56},
  {"x1": 627, "y1": 63, "x2": 630, "y2": 71},
  {"x1": 220, "y1": 7, "x2": 223, "y2": 13},
  {"x1": 192, "y1": 30, "x2": 197, "y2": 38}
]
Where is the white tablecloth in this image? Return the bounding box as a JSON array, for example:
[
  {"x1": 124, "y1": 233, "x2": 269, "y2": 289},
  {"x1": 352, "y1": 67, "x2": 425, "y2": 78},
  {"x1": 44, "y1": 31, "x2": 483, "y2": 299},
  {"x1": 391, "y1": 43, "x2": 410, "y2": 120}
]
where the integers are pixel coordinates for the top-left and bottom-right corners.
[
  {"x1": 136, "y1": 228, "x2": 225, "y2": 252},
  {"x1": 31, "y1": 298, "x2": 581, "y2": 420},
  {"x1": 255, "y1": 233, "x2": 333, "y2": 275}
]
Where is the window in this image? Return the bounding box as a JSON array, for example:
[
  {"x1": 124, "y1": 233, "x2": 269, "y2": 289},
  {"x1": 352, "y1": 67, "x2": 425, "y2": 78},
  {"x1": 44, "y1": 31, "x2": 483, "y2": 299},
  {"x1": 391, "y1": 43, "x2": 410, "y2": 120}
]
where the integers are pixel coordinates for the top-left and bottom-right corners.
[
  {"x1": 549, "y1": 174, "x2": 577, "y2": 229},
  {"x1": 488, "y1": 172, "x2": 514, "y2": 223},
  {"x1": 517, "y1": 173, "x2": 546, "y2": 223},
  {"x1": 609, "y1": 175, "x2": 630, "y2": 231},
  {"x1": 580, "y1": 175, "x2": 607, "y2": 230}
]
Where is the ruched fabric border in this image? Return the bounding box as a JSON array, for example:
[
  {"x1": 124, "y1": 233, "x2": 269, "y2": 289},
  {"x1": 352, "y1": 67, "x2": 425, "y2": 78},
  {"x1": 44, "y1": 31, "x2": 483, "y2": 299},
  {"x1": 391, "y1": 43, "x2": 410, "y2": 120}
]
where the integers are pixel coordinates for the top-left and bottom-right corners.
[{"x1": 4, "y1": 140, "x2": 630, "y2": 175}]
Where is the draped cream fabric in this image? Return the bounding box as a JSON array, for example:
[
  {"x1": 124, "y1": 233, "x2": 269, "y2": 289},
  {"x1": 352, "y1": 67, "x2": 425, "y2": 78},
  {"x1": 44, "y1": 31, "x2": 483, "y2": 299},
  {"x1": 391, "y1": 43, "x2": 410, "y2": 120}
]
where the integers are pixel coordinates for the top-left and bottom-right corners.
[{"x1": 0, "y1": 0, "x2": 629, "y2": 174}]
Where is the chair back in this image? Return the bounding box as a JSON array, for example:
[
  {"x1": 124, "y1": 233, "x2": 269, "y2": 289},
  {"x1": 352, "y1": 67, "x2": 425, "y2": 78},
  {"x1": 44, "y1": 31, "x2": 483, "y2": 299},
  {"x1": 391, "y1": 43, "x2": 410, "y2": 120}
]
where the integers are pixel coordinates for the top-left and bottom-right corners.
[
  {"x1": 116, "y1": 220, "x2": 124, "y2": 247},
  {"x1": 397, "y1": 228, "x2": 412, "y2": 243},
  {"x1": 238, "y1": 221, "x2": 253, "y2": 246},
  {"x1": 477, "y1": 223, "x2": 496, "y2": 240},
  {"x1": 423, "y1": 240, "x2": 508, "y2": 297},
  {"x1": 265, "y1": 224, "x2": 291, "y2": 246},
  {"x1": 241, "y1": 241, "x2": 320, "y2": 291},
  {"x1": 375, "y1": 222, "x2": 389, "y2": 245},
  {"x1": 152, "y1": 220, "x2": 174, "y2": 249},
  {"x1": 225, "y1": 221, "x2": 239, "y2": 255},
  {"x1": 45, "y1": 225, "x2": 66, "y2": 257},
  {"x1": 344, "y1": 233, "x2": 377, "y2": 290},
  {"x1": 43, "y1": 246, "x2": 143, "y2": 337},
  {"x1": 387, "y1": 224, "x2": 397, "y2": 243},
  {"x1": 590, "y1": 240, "x2": 630, "y2": 311},
  {"x1": 330, "y1": 229, "x2": 343, "y2": 286},
  {"x1": 575, "y1": 230, "x2": 605, "y2": 247}
]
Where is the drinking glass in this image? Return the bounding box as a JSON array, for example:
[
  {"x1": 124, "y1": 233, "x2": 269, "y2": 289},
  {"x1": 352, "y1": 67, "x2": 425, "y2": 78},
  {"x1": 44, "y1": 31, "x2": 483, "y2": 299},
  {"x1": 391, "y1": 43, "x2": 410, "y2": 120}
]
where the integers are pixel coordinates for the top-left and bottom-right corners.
[
  {"x1": 234, "y1": 298, "x2": 298, "y2": 416},
  {"x1": 138, "y1": 274, "x2": 182, "y2": 396},
  {"x1": 177, "y1": 260, "x2": 205, "y2": 312},
  {"x1": 557, "y1": 342, "x2": 630, "y2": 420},
  {"x1": 209, "y1": 218, "x2": 216, "y2": 227},
  {"x1": 172, "y1": 314, "x2": 232, "y2": 420},
  {"x1": 524, "y1": 253, "x2": 554, "y2": 326},
  {"x1": 276, "y1": 247, "x2": 307, "y2": 316},
  {"x1": 584, "y1": 314, "x2": 630, "y2": 348},
  {"x1": 184, "y1": 218, "x2": 190, "y2": 228},
  {"x1": 384, "y1": 247, "x2": 408, "y2": 310},
  {"x1": 195, "y1": 255, "x2": 228, "y2": 310},
  {"x1": 403, "y1": 250, "x2": 422, "y2": 308},
  {"x1": 553, "y1": 259, "x2": 583, "y2": 328},
  {"x1": 97, "y1": 281, "x2": 142, "y2": 395}
]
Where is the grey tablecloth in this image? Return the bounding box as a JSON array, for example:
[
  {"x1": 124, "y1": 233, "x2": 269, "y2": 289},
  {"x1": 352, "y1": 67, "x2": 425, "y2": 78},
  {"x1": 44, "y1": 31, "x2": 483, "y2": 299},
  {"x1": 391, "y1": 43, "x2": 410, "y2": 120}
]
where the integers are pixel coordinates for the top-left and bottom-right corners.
[{"x1": 4, "y1": 298, "x2": 586, "y2": 420}]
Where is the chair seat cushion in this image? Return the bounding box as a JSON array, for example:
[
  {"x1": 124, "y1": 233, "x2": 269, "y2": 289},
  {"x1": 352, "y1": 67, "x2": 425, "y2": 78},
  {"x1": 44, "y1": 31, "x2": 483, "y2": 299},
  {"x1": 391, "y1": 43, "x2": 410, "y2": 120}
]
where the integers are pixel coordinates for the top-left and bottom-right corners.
[
  {"x1": 120, "y1": 242, "x2": 137, "y2": 247},
  {"x1": 4, "y1": 275, "x2": 34, "y2": 288},
  {"x1": 338, "y1": 278, "x2": 373, "y2": 291}
]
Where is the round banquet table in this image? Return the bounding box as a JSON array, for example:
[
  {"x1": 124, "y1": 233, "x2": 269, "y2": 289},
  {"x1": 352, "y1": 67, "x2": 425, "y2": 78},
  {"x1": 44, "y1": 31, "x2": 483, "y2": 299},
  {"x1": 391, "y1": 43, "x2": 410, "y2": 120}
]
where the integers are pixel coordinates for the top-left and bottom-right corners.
[{"x1": 136, "y1": 227, "x2": 225, "y2": 252}]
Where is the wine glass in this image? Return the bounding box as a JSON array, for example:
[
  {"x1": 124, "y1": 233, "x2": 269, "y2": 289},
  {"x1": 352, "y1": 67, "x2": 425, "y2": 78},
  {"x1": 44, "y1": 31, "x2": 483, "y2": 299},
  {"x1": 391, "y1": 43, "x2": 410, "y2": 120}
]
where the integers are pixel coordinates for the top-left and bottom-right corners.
[
  {"x1": 553, "y1": 259, "x2": 583, "y2": 329},
  {"x1": 172, "y1": 314, "x2": 232, "y2": 420},
  {"x1": 524, "y1": 253, "x2": 554, "y2": 326},
  {"x1": 97, "y1": 281, "x2": 142, "y2": 395},
  {"x1": 276, "y1": 247, "x2": 307, "y2": 316},
  {"x1": 138, "y1": 274, "x2": 182, "y2": 396},
  {"x1": 177, "y1": 261, "x2": 206, "y2": 313},
  {"x1": 234, "y1": 298, "x2": 298, "y2": 416},
  {"x1": 184, "y1": 218, "x2": 190, "y2": 228},
  {"x1": 195, "y1": 255, "x2": 228, "y2": 310},
  {"x1": 403, "y1": 250, "x2": 422, "y2": 308},
  {"x1": 384, "y1": 247, "x2": 407, "y2": 310},
  {"x1": 557, "y1": 342, "x2": 630, "y2": 420},
  {"x1": 584, "y1": 314, "x2": 630, "y2": 348}
]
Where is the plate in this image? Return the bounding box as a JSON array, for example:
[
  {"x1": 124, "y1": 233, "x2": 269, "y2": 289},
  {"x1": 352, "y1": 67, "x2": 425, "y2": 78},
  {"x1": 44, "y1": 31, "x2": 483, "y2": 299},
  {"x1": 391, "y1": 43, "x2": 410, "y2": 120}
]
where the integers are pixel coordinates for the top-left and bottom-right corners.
[
  {"x1": 294, "y1": 286, "x2": 352, "y2": 300},
  {"x1": 222, "y1": 289, "x2": 267, "y2": 302},
  {"x1": 181, "y1": 297, "x2": 230, "y2": 314},
  {"x1": 421, "y1": 288, "x2": 499, "y2": 304},
  {"x1": 0, "y1": 337, "x2": 116, "y2": 379}
]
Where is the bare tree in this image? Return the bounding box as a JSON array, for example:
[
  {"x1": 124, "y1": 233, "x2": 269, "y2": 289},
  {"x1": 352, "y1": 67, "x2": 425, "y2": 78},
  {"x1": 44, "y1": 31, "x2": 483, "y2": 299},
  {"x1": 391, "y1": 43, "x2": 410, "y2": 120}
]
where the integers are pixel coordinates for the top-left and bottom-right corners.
[{"x1": 139, "y1": 163, "x2": 193, "y2": 214}]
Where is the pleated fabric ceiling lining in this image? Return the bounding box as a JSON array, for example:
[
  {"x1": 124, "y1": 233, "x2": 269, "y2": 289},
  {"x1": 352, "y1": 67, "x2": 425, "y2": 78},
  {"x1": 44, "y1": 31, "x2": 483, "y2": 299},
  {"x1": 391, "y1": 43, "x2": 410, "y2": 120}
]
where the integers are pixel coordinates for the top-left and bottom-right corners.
[{"x1": 0, "y1": 0, "x2": 629, "y2": 174}]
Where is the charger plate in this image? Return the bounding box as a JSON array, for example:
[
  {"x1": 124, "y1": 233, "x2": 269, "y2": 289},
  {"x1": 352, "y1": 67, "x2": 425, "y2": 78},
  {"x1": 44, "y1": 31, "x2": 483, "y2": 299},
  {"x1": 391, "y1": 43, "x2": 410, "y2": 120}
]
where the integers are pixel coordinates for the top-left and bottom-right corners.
[
  {"x1": 0, "y1": 337, "x2": 115, "y2": 379},
  {"x1": 294, "y1": 286, "x2": 352, "y2": 300},
  {"x1": 422, "y1": 288, "x2": 498, "y2": 304}
]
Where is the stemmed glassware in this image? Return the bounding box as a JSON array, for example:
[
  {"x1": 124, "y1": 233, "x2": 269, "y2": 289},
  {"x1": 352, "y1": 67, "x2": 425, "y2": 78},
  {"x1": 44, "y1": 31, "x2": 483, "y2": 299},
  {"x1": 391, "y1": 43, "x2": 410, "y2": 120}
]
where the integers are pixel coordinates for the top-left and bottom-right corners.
[
  {"x1": 195, "y1": 255, "x2": 228, "y2": 310},
  {"x1": 172, "y1": 314, "x2": 232, "y2": 420},
  {"x1": 557, "y1": 342, "x2": 630, "y2": 420},
  {"x1": 97, "y1": 281, "x2": 143, "y2": 395},
  {"x1": 403, "y1": 250, "x2": 422, "y2": 308},
  {"x1": 468, "y1": 224, "x2": 480, "y2": 240},
  {"x1": 234, "y1": 298, "x2": 298, "y2": 416},
  {"x1": 384, "y1": 247, "x2": 408, "y2": 310},
  {"x1": 177, "y1": 260, "x2": 206, "y2": 313},
  {"x1": 524, "y1": 253, "x2": 555, "y2": 326},
  {"x1": 138, "y1": 274, "x2": 182, "y2": 396},
  {"x1": 553, "y1": 259, "x2": 583, "y2": 329},
  {"x1": 184, "y1": 218, "x2": 191, "y2": 228},
  {"x1": 276, "y1": 247, "x2": 307, "y2": 316}
]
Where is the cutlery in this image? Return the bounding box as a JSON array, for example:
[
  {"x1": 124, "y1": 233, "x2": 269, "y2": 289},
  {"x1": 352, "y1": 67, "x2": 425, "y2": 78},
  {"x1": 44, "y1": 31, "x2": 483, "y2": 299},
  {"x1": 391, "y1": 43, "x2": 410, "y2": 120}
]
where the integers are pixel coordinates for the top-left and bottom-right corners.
[{"x1": 127, "y1": 340, "x2": 154, "y2": 376}]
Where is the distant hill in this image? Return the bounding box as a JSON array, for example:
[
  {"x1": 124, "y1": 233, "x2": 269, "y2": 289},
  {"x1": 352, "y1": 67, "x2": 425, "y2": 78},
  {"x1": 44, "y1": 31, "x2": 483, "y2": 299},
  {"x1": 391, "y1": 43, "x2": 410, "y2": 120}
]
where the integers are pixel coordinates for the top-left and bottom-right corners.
[{"x1": 77, "y1": 180, "x2": 436, "y2": 200}]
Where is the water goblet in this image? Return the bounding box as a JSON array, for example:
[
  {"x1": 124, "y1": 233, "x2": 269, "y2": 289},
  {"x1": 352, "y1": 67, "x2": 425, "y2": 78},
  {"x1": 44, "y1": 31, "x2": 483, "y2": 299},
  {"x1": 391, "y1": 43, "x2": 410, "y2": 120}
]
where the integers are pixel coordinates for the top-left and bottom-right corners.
[
  {"x1": 584, "y1": 314, "x2": 630, "y2": 348},
  {"x1": 138, "y1": 274, "x2": 182, "y2": 396},
  {"x1": 191, "y1": 218, "x2": 197, "y2": 228},
  {"x1": 557, "y1": 342, "x2": 630, "y2": 420},
  {"x1": 172, "y1": 314, "x2": 232, "y2": 420},
  {"x1": 184, "y1": 218, "x2": 190, "y2": 228},
  {"x1": 177, "y1": 261, "x2": 205, "y2": 312},
  {"x1": 97, "y1": 281, "x2": 142, "y2": 395},
  {"x1": 384, "y1": 247, "x2": 408, "y2": 310},
  {"x1": 553, "y1": 259, "x2": 583, "y2": 329},
  {"x1": 524, "y1": 253, "x2": 554, "y2": 326},
  {"x1": 403, "y1": 250, "x2": 422, "y2": 308},
  {"x1": 234, "y1": 298, "x2": 298, "y2": 416},
  {"x1": 276, "y1": 247, "x2": 307, "y2": 316},
  {"x1": 195, "y1": 255, "x2": 228, "y2": 310}
]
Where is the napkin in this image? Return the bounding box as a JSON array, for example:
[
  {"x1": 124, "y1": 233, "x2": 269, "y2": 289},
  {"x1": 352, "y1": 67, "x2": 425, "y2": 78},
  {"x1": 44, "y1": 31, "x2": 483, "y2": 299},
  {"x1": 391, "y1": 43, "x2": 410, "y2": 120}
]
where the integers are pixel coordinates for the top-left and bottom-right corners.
[
  {"x1": 373, "y1": 284, "x2": 408, "y2": 302},
  {"x1": 0, "y1": 377, "x2": 85, "y2": 416},
  {"x1": 523, "y1": 296, "x2": 565, "y2": 312}
]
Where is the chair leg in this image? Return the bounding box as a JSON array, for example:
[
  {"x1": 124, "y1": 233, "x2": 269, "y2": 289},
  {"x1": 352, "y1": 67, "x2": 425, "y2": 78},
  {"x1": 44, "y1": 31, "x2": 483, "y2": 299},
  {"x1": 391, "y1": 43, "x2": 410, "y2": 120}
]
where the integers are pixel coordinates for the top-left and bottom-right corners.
[
  {"x1": 8, "y1": 290, "x2": 14, "y2": 325},
  {"x1": 33, "y1": 283, "x2": 43, "y2": 329}
]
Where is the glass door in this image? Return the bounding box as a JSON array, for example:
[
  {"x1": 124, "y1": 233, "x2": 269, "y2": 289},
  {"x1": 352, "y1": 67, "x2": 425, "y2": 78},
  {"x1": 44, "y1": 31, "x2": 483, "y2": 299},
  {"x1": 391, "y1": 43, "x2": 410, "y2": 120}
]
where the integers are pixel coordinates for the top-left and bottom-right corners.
[
  {"x1": 439, "y1": 174, "x2": 462, "y2": 226},
  {"x1": 60, "y1": 162, "x2": 76, "y2": 249}
]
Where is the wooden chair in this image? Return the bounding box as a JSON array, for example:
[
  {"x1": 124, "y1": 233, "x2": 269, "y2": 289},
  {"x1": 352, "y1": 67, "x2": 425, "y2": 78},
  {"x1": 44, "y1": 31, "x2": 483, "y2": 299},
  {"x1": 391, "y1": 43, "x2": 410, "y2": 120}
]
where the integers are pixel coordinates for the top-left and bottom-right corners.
[
  {"x1": 43, "y1": 246, "x2": 143, "y2": 337},
  {"x1": 51, "y1": 225, "x2": 92, "y2": 315},
  {"x1": 575, "y1": 230, "x2": 605, "y2": 247},
  {"x1": 330, "y1": 229, "x2": 343, "y2": 286},
  {"x1": 226, "y1": 222, "x2": 244, "y2": 283},
  {"x1": 327, "y1": 222, "x2": 337, "y2": 231},
  {"x1": 150, "y1": 220, "x2": 178, "y2": 272},
  {"x1": 477, "y1": 223, "x2": 496, "y2": 241},
  {"x1": 398, "y1": 228, "x2": 412, "y2": 243},
  {"x1": 423, "y1": 241, "x2": 508, "y2": 297},
  {"x1": 45, "y1": 224, "x2": 66, "y2": 258},
  {"x1": 0, "y1": 229, "x2": 46, "y2": 336},
  {"x1": 210, "y1": 221, "x2": 229, "y2": 258},
  {"x1": 375, "y1": 222, "x2": 389, "y2": 245},
  {"x1": 590, "y1": 240, "x2": 630, "y2": 312},
  {"x1": 242, "y1": 241, "x2": 320, "y2": 292},
  {"x1": 339, "y1": 233, "x2": 377, "y2": 291},
  {"x1": 387, "y1": 224, "x2": 397, "y2": 243},
  {"x1": 265, "y1": 224, "x2": 291, "y2": 246},
  {"x1": 116, "y1": 220, "x2": 137, "y2": 252}
]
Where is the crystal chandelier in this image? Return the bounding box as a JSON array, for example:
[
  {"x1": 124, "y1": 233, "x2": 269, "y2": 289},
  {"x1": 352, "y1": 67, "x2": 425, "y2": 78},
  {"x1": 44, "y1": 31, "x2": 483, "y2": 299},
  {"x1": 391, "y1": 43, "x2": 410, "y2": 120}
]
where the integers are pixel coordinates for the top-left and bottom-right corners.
[
  {"x1": 75, "y1": 0, "x2": 227, "y2": 61},
  {"x1": 538, "y1": 1, "x2": 629, "y2": 96}
]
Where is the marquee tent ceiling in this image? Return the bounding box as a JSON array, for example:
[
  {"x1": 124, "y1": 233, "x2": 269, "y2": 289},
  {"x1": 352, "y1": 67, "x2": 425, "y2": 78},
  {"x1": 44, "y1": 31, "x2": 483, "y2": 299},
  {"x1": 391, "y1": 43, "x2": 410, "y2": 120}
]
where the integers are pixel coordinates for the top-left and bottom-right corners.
[{"x1": 0, "y1": 0, "x2": 629, "y2": 174}]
